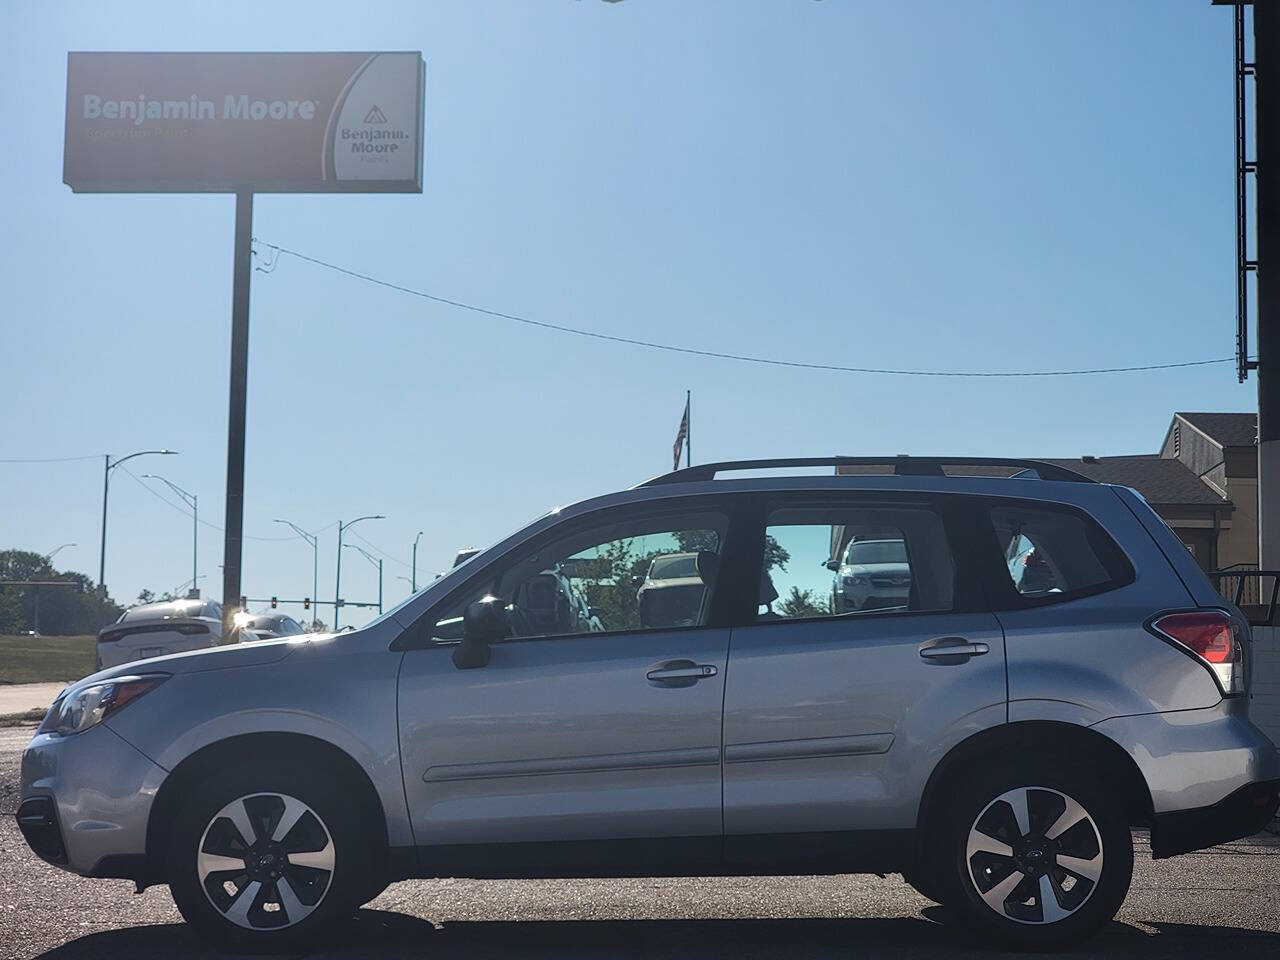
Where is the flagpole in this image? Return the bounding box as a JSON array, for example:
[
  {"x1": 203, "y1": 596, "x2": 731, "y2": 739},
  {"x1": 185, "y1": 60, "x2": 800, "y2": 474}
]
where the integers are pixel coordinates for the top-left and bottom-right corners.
[{"x1": 686, "y1": 390, "x2": 692, "y2": 467}]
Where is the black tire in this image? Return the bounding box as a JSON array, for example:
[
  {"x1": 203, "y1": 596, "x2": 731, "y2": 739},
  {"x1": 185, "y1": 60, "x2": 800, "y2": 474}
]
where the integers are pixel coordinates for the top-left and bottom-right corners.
[
  {"x1": 940, "y1": 760, "x2": 1133, "y2": 949},
  {"x1": 901, "y1": 866, "x2": 956, "y2": 907},
  {"x1": 166, "y1": 758, "x2": 376, "y2": 954}
]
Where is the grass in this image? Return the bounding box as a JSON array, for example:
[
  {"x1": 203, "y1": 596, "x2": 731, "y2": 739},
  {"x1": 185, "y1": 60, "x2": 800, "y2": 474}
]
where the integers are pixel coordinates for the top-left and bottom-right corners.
[{"x1": 0, "y1": 634, "x2": 97, "y2": 685}]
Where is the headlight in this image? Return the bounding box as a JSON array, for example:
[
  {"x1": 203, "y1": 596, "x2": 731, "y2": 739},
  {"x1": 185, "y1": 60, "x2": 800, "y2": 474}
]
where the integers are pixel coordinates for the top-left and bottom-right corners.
[
  {"x1": 38, "y1": 675, "x2": 167, "y2": 736},
  {"x1": 843, "y1": 574, "x2": 869, "y2": 587}
]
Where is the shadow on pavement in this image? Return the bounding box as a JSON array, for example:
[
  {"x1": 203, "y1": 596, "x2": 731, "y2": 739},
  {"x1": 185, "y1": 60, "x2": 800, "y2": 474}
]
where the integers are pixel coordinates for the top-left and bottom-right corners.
[{"x1": 33, "y1": 908, "x2": 1280, "y2": 959}]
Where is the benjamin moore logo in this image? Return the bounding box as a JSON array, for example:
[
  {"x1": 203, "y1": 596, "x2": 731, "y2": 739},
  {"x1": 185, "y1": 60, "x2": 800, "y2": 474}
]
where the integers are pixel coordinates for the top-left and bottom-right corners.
[{"x1": 362, "y1": 105, "x2": 388, "y2": 124}]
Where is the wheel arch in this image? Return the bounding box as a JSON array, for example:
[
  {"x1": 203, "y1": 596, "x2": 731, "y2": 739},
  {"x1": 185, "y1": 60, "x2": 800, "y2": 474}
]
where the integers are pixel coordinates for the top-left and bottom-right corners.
[
  {"x1": 916, "y1": 720, "x2": 1154, "y2": 841},
  {"x1": 144, "y1": 732, "x2": 390, "y2": 888}
]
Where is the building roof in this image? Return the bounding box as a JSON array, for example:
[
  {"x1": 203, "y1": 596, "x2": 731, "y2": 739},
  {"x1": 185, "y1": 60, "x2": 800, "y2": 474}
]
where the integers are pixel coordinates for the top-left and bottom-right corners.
[
  {"x1": 1042, "y1": 456, "x2": 1228, "y2": 506},
  {"x1": 1176, "y1": 412, "x2": 1257, "y2": 448}
]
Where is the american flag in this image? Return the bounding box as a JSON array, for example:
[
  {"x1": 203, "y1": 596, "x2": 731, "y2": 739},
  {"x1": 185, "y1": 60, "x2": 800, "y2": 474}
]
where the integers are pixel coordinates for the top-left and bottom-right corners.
[{"x1": 673, "y1": 396, "x2": 689, "y2": 470}]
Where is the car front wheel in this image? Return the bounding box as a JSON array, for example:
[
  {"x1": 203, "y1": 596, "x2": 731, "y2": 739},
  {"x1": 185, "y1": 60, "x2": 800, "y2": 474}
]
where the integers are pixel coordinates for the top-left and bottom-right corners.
[
  {"x1": 166, "y1": 762, "x2": 373, "y2": 953},
  {"x1": 944, "y1": 765, "x2": 1133, "y2": 948}
]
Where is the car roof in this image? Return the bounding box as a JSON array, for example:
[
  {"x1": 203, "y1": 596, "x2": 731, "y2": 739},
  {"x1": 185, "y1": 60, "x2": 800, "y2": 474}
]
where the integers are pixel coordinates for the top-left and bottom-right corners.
[{"x1": 638, "y1": 456, "x2": 1096, "y2": 487}]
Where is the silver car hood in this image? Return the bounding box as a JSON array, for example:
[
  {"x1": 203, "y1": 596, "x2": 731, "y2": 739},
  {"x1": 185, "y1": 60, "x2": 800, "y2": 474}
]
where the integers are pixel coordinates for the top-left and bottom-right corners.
[{"x1": 82, "y1": 634, "x2": 322, "y2": 687}]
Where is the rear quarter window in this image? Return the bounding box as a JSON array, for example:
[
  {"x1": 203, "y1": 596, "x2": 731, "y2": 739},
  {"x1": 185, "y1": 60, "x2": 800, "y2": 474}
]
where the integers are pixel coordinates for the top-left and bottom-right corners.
[{"x1": 988, "y1": 503, "x2": 1133, "y2": 606}]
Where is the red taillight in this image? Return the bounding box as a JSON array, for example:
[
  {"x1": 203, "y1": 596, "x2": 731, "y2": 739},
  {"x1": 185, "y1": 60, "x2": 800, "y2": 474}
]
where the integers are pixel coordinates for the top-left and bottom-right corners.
[
  {"x1": 175, "y1": 623, "x2": 210, "y2": 636},
  {"x1": 1149, "y1": 610, "x2": 1244, "y2": 695},
  {"x1": 1154, "y1": 611, "x2": 1233, "y2": 663}
]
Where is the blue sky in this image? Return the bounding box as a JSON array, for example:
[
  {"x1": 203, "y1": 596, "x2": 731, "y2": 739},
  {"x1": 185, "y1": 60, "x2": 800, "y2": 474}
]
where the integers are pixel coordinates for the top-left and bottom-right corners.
[{"x1": 0, "y1": 0, "x2": 1257, "y2": 625}]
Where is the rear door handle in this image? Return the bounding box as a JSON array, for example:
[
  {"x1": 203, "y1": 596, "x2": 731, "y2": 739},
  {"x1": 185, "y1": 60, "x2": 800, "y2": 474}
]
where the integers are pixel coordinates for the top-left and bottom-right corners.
[
  {"x1": 647, "y1": 661, "x2": 718, "y2": 684},
  {"x1": 919, "y1": 638, "x2": 990, "y2": 661}
]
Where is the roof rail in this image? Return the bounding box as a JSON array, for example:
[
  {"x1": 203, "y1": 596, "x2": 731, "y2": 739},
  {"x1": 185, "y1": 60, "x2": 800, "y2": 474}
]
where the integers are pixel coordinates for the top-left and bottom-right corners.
[{"x1": 638, "y1": 456, "x2": 1097, "y2": 486}]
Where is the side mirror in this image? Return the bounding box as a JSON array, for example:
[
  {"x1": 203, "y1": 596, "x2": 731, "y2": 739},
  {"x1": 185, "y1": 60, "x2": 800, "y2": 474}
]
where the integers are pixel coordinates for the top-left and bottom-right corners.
[
  {"x1": 452, "y1": 597, "x2": 506, "y2": 669},
  {"x1": 824, "y1": 559, "x2": 841, "y2": 572}
]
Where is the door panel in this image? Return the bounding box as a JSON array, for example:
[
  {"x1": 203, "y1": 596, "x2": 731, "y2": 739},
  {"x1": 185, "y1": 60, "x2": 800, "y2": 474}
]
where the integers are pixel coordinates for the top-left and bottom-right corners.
[
  {"x1": 722, "y1": 611, "x2": 1007, "y2": 839},
  {"x1": 397, "y1": 628, "x2": 729, "y2": 850}
]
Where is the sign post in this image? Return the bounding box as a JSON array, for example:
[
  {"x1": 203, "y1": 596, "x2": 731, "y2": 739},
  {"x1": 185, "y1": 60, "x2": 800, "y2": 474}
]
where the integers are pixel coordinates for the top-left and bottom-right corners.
[
  {"x1": 64, "y1": 52, "x2": 424, "y2": 634},
  {"x1": 224, "y1": 188, "x2": 253, "y2": 625}
]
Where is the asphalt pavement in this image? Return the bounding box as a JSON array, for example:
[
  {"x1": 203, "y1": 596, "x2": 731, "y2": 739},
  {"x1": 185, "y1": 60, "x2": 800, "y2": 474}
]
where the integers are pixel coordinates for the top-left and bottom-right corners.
[{"x1": 1, "y1": 726, "x2": 1278, "y2": 960}]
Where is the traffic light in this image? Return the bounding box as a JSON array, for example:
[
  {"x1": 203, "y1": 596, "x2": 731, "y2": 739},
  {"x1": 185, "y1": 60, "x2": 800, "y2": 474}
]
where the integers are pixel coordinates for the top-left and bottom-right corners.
[
  {"x1": 304, "y1": 597, "x2": 311, "y2": 610},
  {"x1": 270, "y1": 596, "x2": 277, "y2": 609},
  {"x1": 240, "y1": 596, "x2": 247, "y2": 608}
]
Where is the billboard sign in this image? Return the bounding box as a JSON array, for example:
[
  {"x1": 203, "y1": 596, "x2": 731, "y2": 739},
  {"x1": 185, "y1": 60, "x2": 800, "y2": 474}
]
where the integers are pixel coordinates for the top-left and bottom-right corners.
[{"x1": 64, "y1": 52, "x2": 424, "y2": 193}]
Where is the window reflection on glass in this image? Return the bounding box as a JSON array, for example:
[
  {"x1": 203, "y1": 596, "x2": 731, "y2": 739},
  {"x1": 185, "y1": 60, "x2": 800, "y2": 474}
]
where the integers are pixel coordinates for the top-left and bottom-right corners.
[
  {"x1": 760, "y1": 506, "x2": 954, "y2": 621},
  {"x1": 993, "y1": 506, "x2": 1114, "y2": 598}
]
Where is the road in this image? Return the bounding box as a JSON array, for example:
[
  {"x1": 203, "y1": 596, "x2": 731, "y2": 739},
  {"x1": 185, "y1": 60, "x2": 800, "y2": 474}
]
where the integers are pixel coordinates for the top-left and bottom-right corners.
[{"x1": 1, "y1": 726, "x2": 1278, "y2": 960}]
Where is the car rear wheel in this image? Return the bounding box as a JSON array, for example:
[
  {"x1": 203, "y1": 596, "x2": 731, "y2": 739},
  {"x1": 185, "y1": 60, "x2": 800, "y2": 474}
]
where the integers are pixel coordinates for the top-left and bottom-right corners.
[
  {"x1": 166, "y1": 762, "x2": 372, "y2": 953},
  {"x1": 943, "y1": 764, "x2": 1133, "y2": 948}
]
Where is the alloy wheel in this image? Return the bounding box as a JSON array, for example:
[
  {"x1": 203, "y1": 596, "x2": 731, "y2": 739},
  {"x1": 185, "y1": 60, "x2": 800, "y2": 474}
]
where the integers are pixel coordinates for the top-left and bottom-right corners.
[
  {"x1": 196, "y1": 792, "x2": 335, "y2": 930},
  {"x1": 965, "y1": 785, "x2": 1104, "y2": 925}
]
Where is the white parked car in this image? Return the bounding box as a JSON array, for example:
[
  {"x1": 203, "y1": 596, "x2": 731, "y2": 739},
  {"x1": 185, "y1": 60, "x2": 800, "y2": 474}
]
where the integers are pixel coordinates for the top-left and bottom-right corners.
[
  {"x1": 96, "y1": 598, "x2": 223, "y2": 670},
  {"x1": 828, "y1": 538, "x2": 912, "y2": 612}
]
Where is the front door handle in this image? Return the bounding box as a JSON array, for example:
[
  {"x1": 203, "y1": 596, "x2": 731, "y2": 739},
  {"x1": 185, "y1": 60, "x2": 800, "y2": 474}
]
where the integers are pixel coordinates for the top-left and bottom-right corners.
[
  {"x1": 919, "y1": 637, "x2": 990, "y2": 662},
  {"x1": 647, "y1": 660, "x2": 718, "y2": 685}
]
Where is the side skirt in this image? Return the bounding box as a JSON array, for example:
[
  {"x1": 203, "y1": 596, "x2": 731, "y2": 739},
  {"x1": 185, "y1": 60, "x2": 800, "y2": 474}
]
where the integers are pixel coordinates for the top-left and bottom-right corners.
[{"x1": 406, "y1": 830, "x2": 915, "y2": 880}]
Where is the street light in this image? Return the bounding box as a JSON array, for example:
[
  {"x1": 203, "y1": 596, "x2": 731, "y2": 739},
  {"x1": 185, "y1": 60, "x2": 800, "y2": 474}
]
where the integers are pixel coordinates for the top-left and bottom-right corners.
[
  {"x1": 45, "y1": 543, "x2": 77, "y2": 564},
  {"x1": 32, "y1": 543, "x2": 77, "y2": 635},
  {"x1": 274, "y1": 519, "x2": 319, "y2": 627},
  {"x1": 98, "y1": 449, "x2": 176, "y2": 594},
  {"x1": 412, "y1": 530, "x2": 424, "y2": 591},
  {"x1": 142, "y1": 475, "x2": 198, "y2": 597},
  {"x1": 344, "y1": 543, "x2": 384, "y2": 615},
  {"x1": 334, "y1": 514, "x2": 383, "y2": 628}
]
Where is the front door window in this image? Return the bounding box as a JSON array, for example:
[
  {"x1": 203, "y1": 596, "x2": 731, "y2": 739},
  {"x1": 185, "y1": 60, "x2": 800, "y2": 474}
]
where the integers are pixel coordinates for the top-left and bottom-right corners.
[{"x1": 428, "y1": 510, "x2": 728, "y2": 644}]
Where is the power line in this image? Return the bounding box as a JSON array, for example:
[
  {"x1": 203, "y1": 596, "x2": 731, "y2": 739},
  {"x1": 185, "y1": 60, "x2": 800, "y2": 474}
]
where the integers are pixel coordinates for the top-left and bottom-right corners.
[
  {"x1": 120, "y1": 468, "x2": 301, "y2": 542},
  {"x1": 348, "y1": 529, "x2": 412, "y2": 568},
  {"x1": 0, "y1": 454, "x2": 101, "y2": 464},
  {"x1": 255, "y1": 238, "x2": 1237, "y2": 379}
]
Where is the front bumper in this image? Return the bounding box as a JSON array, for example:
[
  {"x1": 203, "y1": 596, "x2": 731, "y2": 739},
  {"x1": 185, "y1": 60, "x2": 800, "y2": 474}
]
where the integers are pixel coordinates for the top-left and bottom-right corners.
[
  {"x1": 1150, "y1": 778, "x2": 1279, "y2": 858},
  {"x1": 17, "y1": 722, "x2": 167, "y2": 877}
]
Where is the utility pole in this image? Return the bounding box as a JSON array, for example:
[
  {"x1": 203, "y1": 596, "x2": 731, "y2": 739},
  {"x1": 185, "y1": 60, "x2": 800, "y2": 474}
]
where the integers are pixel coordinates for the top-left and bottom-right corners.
[
  {"x1": 1257, "y1": 3, "x2": 1280, "y2": 567},
  {"x1": 221, "y1": 188, "x2": 254, "y2": 637},
  {"x1": 412, "y1": 530, "x2": 423, "y2": 591}
]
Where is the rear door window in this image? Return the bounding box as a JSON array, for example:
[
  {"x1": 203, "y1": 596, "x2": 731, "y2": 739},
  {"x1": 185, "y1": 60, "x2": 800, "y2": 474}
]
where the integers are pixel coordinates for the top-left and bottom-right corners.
[{"x1": 989, "y1": 504, "x2": 1132, "y2": 603}]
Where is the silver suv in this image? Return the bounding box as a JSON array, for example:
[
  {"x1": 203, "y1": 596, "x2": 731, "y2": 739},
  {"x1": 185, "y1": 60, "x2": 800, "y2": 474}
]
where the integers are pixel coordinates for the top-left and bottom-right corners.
[{"x1": 18, "y1": 457, "x2": 1280, "y2": 952}]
